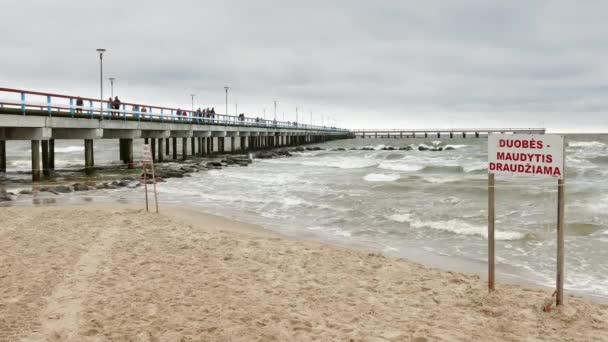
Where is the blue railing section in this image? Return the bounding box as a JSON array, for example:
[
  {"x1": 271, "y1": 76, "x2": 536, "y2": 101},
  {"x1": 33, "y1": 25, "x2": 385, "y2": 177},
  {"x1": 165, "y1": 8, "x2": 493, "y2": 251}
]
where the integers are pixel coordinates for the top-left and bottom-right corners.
[{"x1": 0, "y1": 87, "x2": 348, "y2": 133}]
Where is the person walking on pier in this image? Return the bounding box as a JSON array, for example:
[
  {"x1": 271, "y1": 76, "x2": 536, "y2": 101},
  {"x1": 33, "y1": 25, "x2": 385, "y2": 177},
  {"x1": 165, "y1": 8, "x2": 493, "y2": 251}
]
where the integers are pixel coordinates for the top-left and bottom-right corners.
[
  {"x1": 112, "y1": 96, "x2": 121, "y2": 119},
  {"x1": 75, "y1": 97, "x2": 84, "y2": 114}
]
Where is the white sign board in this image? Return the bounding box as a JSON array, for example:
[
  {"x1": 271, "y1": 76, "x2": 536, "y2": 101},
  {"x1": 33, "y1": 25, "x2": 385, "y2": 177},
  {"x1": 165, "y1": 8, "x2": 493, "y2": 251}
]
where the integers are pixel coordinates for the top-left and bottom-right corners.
[
  {"x1": 142, "y1": 144, "x2": 152, "y2": 162},
  {"x1": 488, "y1": 134, "x2": 564, "y2": 179}
]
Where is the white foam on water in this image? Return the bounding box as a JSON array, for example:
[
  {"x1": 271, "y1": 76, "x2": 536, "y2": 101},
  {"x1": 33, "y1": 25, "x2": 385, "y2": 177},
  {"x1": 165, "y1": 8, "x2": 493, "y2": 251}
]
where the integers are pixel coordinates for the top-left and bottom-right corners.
[
  {"x1": 363, "y1": 173, "x2": 401, "y2": 182},
  {"x1": 463, "y1": 162, "x2": 487, "y2": 173},
  {"x1": 568, "y1": 141, "x2": 606, "y2": 148},
  {"x1": 55, "y1": 146, "x2": 85, "y2": 153},
  {"x1": 388, "y1": 213, "x2": 411, "y2": 223},
  {"x1": 377, "y1": 160, "x2": 424, "y2": 172},
  {"x1": 411, "y1": 219, "x2": 527, "y2": 241},
  {"x1": 444, "y1": 144, "x2": 468, "y2": 149},
  {"x1": 262, "y1": 156, "x2": 379, "y2": 169},
  {"x1": 423, "y1": 177, "x2": 459, "y2": 184}
]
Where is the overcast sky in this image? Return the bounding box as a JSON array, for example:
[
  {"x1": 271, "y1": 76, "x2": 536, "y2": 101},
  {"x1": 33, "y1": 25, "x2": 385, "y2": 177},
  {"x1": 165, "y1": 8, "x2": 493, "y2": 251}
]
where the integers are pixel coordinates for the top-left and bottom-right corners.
[{"x1": 1, "y1": 0, "x2": 607, "y2": 131}]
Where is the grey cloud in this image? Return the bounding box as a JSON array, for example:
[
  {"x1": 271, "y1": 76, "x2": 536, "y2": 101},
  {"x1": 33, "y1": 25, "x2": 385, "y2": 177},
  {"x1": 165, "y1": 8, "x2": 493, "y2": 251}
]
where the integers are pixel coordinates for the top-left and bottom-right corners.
[{"x1": 1, "y1": 0, "x2": 608, "y2": 131}]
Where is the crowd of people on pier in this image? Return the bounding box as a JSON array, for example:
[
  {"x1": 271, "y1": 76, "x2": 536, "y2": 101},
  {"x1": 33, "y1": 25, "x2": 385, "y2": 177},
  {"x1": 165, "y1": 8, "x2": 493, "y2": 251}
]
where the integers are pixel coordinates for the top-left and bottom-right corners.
[{"x1": 70, "y1": 96, "x2": 309, "y2": 128}]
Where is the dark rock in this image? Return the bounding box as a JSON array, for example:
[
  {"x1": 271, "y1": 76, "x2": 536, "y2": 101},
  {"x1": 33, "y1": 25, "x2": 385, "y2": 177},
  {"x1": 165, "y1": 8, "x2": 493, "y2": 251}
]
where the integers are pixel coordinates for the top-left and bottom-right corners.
[
  {"x1": 236, "y1": 162, "x2": 249, "y2": 167},
  {"x1": 418, "y1": 146, "x2": 430, "y2": 151},
  {"x1": 276, "y1": 150, "x2": 292, "y2": 157},
  {"x1": 399, "y1": 146, "x2": 413, "y2": 151},
  {"x1": 295, "y1": 147, "x2": 305, "y2": 152},
  {"x1": 360, "y1": 147, "x2": 375, "y2": 151},
  {"x1": 0, "y1": 193, "x2": 12, "y2": 201},
  {"x1": 256, "y1": 152, "x2": 276, "y2": 159},
  {"x1": 117, "y1": 180, "x2": 130, "y2": 187},
  {"x1": 19, "y1": 190, "x2": 34, "y2": 195},
  {"x1": 312, "y1": 147, "x2": 323, "y2": 150},
  {"x1": 444, "y1": 146, "x2": 455, "y2": 151},
  {"x1": 54, "y1": 185, "x2": 72, "y2": 193},
  {"x1": 180, "y1": 167, "x2": 197, "y2": 173},
  {"x1": 206, "y1": 162, "x2": 223, "y2": 168},
  {"x1": 332, "y1": 148, "x2": 346, "y2": 151},
  {"x1": 73, "y1": 183, "x2": 90, "y2": 191},
  {"x1": 382, "y1": 147, "x2": 396, "y2": 150},
  {"x1": 160, "y1": 170, "x2": 185, "y2": 178}
]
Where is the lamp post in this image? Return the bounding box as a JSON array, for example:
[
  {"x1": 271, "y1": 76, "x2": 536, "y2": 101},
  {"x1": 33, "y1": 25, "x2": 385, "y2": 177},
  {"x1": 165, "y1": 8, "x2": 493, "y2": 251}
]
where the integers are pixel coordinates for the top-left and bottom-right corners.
[
  {"x1": 273, "y1": 100, "x2": 277, "y2": 121},
  {"x1": 109, "y1": 77, "x2": 115, "y2": 98},
  {"x1": 224, "y1": 86, "x2": 229, "y2": 116},
  {"x1": 96, "y1": 48, "x2": 106, "y2": 119},
  {"x1": 296, "y1": 107, "x2": 298, "y2": 124},
  {"x1": 190, "y1": 94, "x2": 195, "y2": 113}
]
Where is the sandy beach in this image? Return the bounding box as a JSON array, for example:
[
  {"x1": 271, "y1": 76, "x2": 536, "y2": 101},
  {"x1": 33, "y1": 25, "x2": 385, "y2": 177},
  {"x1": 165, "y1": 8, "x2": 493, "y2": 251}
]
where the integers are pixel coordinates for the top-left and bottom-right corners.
[{"x1": 0, "y1": 205, "x2": 606, "y2": 341}]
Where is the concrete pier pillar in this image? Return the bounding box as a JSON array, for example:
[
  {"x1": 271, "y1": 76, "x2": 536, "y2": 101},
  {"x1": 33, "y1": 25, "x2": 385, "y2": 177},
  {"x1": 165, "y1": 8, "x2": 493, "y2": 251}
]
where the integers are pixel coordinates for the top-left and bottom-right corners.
[
  {"x1": 119, "y1": 139, "x2": 125, "y2": 163},
  {"x1": 182, "y1": 138, "x2": 187, "y2": 160},
  {"x1": 41, "y1": 140, "x2": 50, "y2": 177},
  {"x1": 144, "y1": 138, "x2": 149, "y2": 145},
  {"x1": 84, "y1": 139, "x2": 94, "y2": 176},
  {"x1": 158, "y1": 138, "x2": 164, "y2": 162},
  {"x1": 126, "y1": 139, "x2": 134, "y2": 169},
  {"x1": 165, "y1": 138, "x2": 170, "y2": 156},
  {"x1": 230, "y1": 136, "x2": 235, "y2": 153},
  {"x1": 151, "y1": 138, "x2": 157, "y2": 162},
  {"x1": 450, "y1": 132, "x2": 454, "y2": 139},
  {"x1": 173, "y1": 137, "x2": 178, "y2": 160},
  {"x1": 240, "y1": 137, "x2": 246, "y2": 152},
  {"x1": 202, "y1": 137, "x2": 208, "y2": 156},
  {"x1": 49, "y1": 139, "x2": 55, "y2": 171},
  {"x1": 207, "y1": 137, "x2": 212, "y2": 155},
  {"x1": 191, "y1": 137, "x2": 195, "y2": 156},
  {"x1": 31, "y1": 140, "x2": 41, "y2": 181},
  {"x1": 0, "y1": 140, "x2": 6, "y2": 173}
]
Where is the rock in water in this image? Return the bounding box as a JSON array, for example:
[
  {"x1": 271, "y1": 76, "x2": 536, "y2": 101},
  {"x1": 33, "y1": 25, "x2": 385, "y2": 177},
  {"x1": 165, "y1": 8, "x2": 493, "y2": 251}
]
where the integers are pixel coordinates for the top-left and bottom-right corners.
[
  {"x1": 54, "y1": 185, "x2": 72, "y2": 193},
  {"x1": 418, "y1": 146, "x2": 430, "y2": 151},
  {"x1": 72, "y1": 183, "x2": 89, "y2": 191}
]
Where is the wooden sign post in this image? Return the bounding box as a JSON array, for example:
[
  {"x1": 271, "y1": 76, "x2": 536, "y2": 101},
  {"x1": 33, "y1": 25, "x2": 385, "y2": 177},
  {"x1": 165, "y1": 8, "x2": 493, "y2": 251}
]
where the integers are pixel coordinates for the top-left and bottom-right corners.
[
  {"x1": 487, "y1": 134, "x2": 565, "y2": 305},
  {"x1": 142, "y1": 144, "x2": 159, "y2": 213}
]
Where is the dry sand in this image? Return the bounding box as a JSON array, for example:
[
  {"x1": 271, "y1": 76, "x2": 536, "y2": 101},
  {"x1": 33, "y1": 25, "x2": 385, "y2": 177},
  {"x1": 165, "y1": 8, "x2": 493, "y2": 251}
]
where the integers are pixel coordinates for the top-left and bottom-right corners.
[{"x1": 0, "y1": 205, "x2": 607, "y2": 341}]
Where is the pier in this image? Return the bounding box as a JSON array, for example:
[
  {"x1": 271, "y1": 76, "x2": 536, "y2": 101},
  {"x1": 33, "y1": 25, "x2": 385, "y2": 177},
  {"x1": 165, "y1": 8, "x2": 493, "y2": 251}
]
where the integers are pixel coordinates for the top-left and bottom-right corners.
[
  {"x1": 0, "y1": 87, "x2": 349, "y2": 181},
  {"x1": 352, "y1": 128, "x2": 546, "y2": 139}
]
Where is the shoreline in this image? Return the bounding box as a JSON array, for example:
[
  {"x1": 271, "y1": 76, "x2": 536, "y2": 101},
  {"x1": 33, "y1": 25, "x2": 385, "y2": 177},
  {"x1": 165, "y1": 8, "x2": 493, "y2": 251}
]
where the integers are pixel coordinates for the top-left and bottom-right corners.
[
  {"x1": 3, "y1": 194, "x2": 608, "y2": 305},
  {"x1": 1, "y1": 204, "x2": 606, "y2": 341}
]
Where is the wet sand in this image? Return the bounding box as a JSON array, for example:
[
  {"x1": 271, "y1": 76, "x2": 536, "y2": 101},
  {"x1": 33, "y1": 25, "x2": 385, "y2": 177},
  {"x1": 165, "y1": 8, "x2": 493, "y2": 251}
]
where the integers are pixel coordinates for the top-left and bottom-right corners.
[{"x1": 1, "y1": 205, "x2": 607, "y2": 341}]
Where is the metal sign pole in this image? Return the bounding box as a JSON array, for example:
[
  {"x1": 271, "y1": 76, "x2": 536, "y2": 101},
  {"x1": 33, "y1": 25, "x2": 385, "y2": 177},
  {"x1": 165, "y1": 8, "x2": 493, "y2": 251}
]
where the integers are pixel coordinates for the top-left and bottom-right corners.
[
  {"x1": 143, "y1": 161, "x2": 149, "y2": 212},
  {"x1": 556, "y1": 177, "x2": 565, "y2": 305},
  {"x1": 151, "y1": 160, "x2": 159, "y2": 213},
  {"x1": 488, "y1": 173, "x2": 495, "y2": 291}
]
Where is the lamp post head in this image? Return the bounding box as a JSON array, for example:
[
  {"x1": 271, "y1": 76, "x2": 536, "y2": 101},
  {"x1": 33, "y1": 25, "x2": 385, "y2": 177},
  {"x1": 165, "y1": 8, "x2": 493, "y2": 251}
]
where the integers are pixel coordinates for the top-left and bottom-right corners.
[
  {"x1": 109, "y1": 77, "x2": 115, "y2": 82},
  {"x1": 96, "y1": 48, "x2": 106, "y2": 54}
]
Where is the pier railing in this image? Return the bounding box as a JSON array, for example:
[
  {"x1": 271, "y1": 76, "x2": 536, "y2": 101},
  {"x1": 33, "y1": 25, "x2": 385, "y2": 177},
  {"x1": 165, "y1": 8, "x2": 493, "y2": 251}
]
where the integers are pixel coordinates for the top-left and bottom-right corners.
[{"x1": 0, "y1": 87, "x2": 348, "y2": 133}]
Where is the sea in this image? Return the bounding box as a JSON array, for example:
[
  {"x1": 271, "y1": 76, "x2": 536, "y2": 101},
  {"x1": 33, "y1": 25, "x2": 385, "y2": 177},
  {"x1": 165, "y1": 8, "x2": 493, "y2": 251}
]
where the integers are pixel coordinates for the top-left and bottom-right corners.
[{"x1": 1, "y1": 134, "x2": 607, "y2": 300}]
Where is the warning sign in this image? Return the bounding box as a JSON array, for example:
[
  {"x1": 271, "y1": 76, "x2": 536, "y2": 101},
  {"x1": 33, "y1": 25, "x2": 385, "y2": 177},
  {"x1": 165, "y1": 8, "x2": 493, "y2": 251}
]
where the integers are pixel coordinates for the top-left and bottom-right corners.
[{"x1": 488, "y1": 134, "x2": 564, "y2": 179}]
